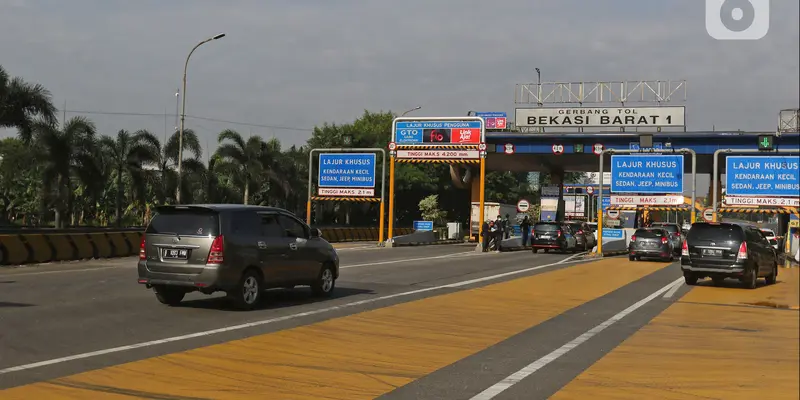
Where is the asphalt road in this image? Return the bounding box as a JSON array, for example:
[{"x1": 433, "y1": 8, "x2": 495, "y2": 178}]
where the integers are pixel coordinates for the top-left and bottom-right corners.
[{"x1": 0, "y1": 244, "x2": 797, "y2": 399}]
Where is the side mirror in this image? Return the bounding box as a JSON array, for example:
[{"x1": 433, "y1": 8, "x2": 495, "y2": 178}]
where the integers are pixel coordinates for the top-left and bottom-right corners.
[{"x1": 310, "y1": 228, "x2": 322, "y2": 238}]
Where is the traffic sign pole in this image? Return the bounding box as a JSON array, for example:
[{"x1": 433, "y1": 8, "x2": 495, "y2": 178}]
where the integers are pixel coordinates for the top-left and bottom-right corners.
[
  {"x1": 712, "y1": 148, "x2": 800, "y2": 221},
  {"x1": 307, "y1": 148, "x2": 387, "y2": 246},
  {"x1": 598, "y1": 147, "x2": 698, "y2": 254}
]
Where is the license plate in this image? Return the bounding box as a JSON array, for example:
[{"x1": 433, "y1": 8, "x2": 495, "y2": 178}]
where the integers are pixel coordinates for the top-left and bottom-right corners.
[
  {"x1": 163, "y1": 249, "x2": 189, "y2": 259},
  {"x1": 702, "y1": 249, "x2": 722, "y2": 257}
]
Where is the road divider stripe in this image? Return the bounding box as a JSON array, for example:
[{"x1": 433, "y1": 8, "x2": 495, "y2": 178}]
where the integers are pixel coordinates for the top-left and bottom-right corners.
[
  {"x1": 469, "y1": 276, "x2": 685, "y2": 400},
  {"x1": 0, "y1": 254, "x2": 593, "y2": 375}
]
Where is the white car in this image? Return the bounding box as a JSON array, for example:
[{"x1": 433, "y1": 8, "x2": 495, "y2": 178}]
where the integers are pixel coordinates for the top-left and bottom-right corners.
[{"x1": 760, "y1": 228, "x2": 779, "y2": 250}]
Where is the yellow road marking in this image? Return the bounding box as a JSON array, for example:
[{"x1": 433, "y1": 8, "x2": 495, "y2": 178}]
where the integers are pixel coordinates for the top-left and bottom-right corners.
[
  {"x1": 553, "y1": 268, "x2": 800, "y2": 400},
  {"x1": 0, "y1": 258, "x2": 670, "y2": 400}
]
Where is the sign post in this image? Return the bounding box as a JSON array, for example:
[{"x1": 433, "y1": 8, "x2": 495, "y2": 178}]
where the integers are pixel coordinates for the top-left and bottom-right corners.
[
  {"x1": 597, "y1": 148, "x2": 697, "y2": 255},
  {"x1": 389, "y1": 117, "x2": 485, "y2": 247},
  {"x1": 712, "y1": 149, "x2": 800, "y2": 222},
  {"x1": 307, "y1": 148, "x2": 386, "y2": 245},
  {"x1": 517, "y1": 199, "x2": 530, "y2": 213},
  {"x1": 515, "y1": 106, "x2": 686, "y2": 129},
  {"x1": 702, "y1": 208, "x2": 714, "y2": 222}
]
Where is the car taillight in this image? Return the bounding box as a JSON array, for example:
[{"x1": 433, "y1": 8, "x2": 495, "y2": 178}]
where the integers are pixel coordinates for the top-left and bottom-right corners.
[
  {"x1": 736, "y1": 241, "x2": 747, "y2": 260},
  {"x1": 207, "y1": 235, "x2": 224, "y2": 264},
  {"x1": 139, "y1": 236, "x2": 146, "y2": 260},
  {"x1": 556, "y1": 230, "x2": 562, "y2": 237},
  {"x1": 681, "y1": 240, "x2": 688, "y2": 256},
  {"x1": 577, "y1": 230, "x2": 584, "y2": 235},
  {"x1": 675, "y1": 232, "x2": 681, "y2": 237},
  {"x1": 631, "y1": 235, "x2": 637, "y2": 242},
  {"x1": 661, "y1": 237, "x2": 668, "y2": 244}
]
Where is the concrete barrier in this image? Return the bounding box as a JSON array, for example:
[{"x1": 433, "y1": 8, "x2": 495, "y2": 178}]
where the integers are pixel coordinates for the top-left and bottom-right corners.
[
  {"x1": 388, "y1": 228, "x2": 461, "y2": 247},
  {"x1": 594, "y1": 228, "x2": 628, "y2": 256},
  {"x1": 0, "y1": 228, "x2": 417, "y2": 265}
]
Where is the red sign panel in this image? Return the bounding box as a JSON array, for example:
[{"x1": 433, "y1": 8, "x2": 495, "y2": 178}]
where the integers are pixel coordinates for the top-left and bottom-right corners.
[{"x1": 450, "y1": 128, "x2": 481, "y2": 144}]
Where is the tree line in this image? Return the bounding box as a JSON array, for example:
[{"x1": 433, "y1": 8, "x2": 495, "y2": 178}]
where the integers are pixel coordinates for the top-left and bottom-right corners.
[{"x1": 1, "y1": 64, "x2": 579, "y2": 229}]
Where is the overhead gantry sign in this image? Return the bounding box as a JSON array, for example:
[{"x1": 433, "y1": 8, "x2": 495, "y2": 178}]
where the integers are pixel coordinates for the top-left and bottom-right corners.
[{"x1": 388, "y1": 117, "x2": 487, "y2": 245}]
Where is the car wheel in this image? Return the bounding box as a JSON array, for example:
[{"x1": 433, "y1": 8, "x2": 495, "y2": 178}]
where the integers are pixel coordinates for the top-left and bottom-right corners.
[
  {"x1": 544, "y1": 249, "x2": 549, "y2": 253},
  {"x1": 229, "y1": 269, "x2": 262, "y2": 310},
  {"x1": 629, "y1": 255, "x2": 635, "y2": 261},
  {"x1": 311, "y1": 264, "x2": 336, "y2": 297},
  {"x1": 684, "y1": 272, "x2": 698, "y2": 285},
  {"x1": 742, "y1": 267, "x2": 758, "y2": 290},
  {"x1": 712, "y1": 277, "x2": 725, "y2": 286},
  {"x1": 765, "y1": 263, "x2": 778, "y2": 285},
  {"x1": 154, "y1": 286, "x2": 185, "y2": 306},
  {"x1": 532, "y1": 248, "x2": 538, "y2": 254}
]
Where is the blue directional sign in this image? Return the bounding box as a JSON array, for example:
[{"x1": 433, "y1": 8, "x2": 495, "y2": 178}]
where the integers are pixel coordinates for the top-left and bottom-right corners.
[
  {"x1": 394, "y1": 120, "x2": 483, "y2": 145},
  {"x1": 318, "y1": 153, "x2": 376, "y2": 188},
  {"x1": 597, "y1": 196, "x2": 611, "y2": 211},
  {"x1": 473, "y1": 112, "x2": 507, "y2": 118},
  {"x1": 725, "y1": 156, "x2": 800, "y2": 197},
  {"x1": 413, "y1": 221, "x2": 434, "y2": 231},
  {"x1": 602, "y1": 229, "x2": 624, "y2": 239},
  {"x1": 629, "y1": 142, "x2": 664, "y2": 151},
  {"x1": 610, "y1": 154, "x2": 684, "y2": 194}
]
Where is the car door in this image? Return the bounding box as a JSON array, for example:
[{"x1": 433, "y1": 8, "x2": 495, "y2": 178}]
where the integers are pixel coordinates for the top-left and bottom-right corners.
[
  {"x1": 276, "y1": 214, "x2": 319, "y2": 282},
  {"x1": 755, "y1": 229, "x2": 776, "y2": 268},
  {"x1": 257, "y1": 212, "x2": 294, "y2": 286},
  {"x1": 745, "y1": 228, "x2": 766, "y2": 274}
]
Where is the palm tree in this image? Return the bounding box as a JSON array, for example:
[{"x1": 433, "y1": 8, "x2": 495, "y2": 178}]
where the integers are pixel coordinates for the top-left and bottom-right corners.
[
  {"x1": 31, "y1": 116, "x2": 96, "y2": 228},
  {"x1": 216, "y1": 130, "x2": 267, "y2": 205},
  {"x1": 100, "y1": 129, "x2": 160, "y2": 226},
  {"x1": 149, "y1": 129, "x2": 203, "y2": 205},
  {"x1": 0, "y1": 65, "x2": 58, "y2": 143}
]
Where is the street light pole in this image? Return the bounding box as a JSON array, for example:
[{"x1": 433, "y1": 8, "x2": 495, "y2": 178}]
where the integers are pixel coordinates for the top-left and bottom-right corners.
[
  {"x1": 176, "y1": 33, "x2": 225, "y2": 204},
  {"x1": 401, "y1": 106, "x2": 421, "y2": 117}
]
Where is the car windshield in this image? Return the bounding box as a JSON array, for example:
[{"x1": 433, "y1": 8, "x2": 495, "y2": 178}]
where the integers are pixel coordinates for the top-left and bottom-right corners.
[
  {"x1": 534, "y1": 223, "x2": 559, "y2": 231},
  {"x1": 687, "y1": 223, "x2": 743, "y2": 242},
  {"x1": 634, "y1": 229, "x2": 664, "y2": 238},
  {"x1": 146, "y1": 208, "x2": 220, "y2": 236}
]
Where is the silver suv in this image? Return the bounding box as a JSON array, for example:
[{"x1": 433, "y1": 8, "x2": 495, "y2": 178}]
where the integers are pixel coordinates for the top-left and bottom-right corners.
[{"x1": 137, "y1": 204, "x2": 339, "y2": 310}]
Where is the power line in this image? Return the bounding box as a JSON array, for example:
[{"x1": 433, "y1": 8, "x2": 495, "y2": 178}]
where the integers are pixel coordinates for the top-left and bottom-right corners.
[{"x1": 56, "y1": 108, "x2": 313, "y2": 132}]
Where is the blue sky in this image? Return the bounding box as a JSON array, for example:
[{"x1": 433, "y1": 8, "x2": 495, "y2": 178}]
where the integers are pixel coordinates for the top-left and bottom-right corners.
[{"x1": 1, "y1": 0, "x2": 798, "y2": 157}]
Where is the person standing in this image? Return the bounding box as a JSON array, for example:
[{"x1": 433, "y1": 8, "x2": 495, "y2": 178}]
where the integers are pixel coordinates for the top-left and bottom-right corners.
[
  {"x1": 503, "y1": 214, "x2": 512, "y2": 239},
  {"x1": 480, "y1": 220, "x2": 490, "y2": 252},
  {"x1": 494, "y1": 215, "x2": 504, "y2": 251},
  {"x1": 520, "y1": 215, "x2": 531, "y2": 248}
]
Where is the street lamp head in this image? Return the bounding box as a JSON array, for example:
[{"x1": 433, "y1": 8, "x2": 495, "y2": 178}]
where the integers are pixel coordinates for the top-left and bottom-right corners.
[{"x1": 212, "y1": 33, "x2": 226, "y2": 40}]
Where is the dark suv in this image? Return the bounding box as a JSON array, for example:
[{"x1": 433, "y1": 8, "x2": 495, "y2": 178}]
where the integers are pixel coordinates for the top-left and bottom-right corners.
[
  {"x1": 565, "y1": 221, "x2": 597, "y2": 251},
  {"x1": 137, "y1": 205, "x2": 340, "y2": 310},
  {"x1": 681, "y1": 222, "x2": 778, "y2": 289},
  {"x1": 649, "y1": 222, "x2": 682, "y2": 255},
  {"x1": 531, "y1": 221, "x2": 577, "y2": 253},
  {"x1": 629, "y1": 228, "x2": 674, "y2": 262}
]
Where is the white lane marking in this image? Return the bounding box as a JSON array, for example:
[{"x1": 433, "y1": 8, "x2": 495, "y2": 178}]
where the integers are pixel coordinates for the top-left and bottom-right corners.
[
  {"x1": 662, "y1": 279, "x2": 685, "y2": 299},
  {"x1": 341, "y1": 251, "x2": 477, "y2": 269},
  {"x1": 0, "y1": 254, "x2": 592, "y2": 375},
  {"x1": 469, "y1": 275, "x2": 684, "y2": 400},
  {"x1": 1, "y1": 250, "x2": 476, "y2": 277}
]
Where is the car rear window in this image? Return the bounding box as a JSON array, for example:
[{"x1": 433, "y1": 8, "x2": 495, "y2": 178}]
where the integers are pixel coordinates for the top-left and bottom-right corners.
[
  {"x1": 761, "y1": 229, "x2": 775, "y2": 237},
  {"x1": 146, "y1": 208, "x2": 220, "y2": 236},
  {"x1": 534, "y1": 223, "x2": 559, "y2": 231},
  {"x1": 687, "y1": 223, "x2": 743, "y2": 242},
  {"x1": 652, "y1": 224, "x2": 679, "y2": 233},
  {"x1": 634, "y1": 229, "x2": 664, "y2": 238}
]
